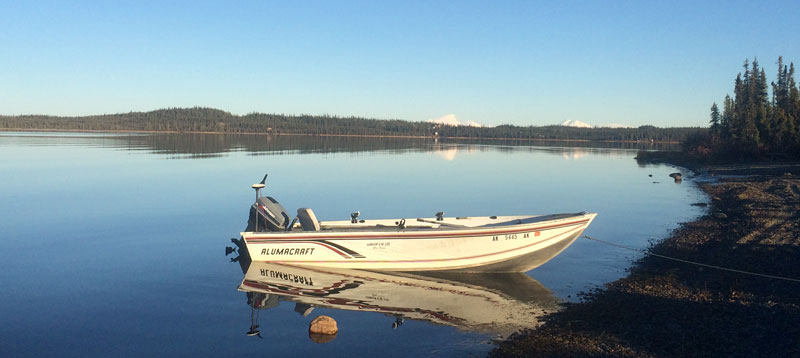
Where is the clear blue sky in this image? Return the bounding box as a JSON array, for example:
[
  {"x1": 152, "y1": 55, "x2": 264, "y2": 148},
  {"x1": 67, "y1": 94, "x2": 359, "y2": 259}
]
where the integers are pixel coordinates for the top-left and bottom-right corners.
[{"x1": 2, "y1": 1, "x2": 799, "y2": 127}]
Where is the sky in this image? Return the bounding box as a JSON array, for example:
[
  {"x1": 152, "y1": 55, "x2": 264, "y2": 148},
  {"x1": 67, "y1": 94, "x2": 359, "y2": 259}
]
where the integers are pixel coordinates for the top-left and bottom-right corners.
[{"x1": 1, "y1": 1, "x2": 799, "y2": 128}]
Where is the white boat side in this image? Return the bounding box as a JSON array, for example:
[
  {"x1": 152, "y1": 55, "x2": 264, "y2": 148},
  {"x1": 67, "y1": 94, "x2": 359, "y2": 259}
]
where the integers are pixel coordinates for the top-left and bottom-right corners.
[{"x1": 241, "y1": 212, "x2": 597, "y2": 272}]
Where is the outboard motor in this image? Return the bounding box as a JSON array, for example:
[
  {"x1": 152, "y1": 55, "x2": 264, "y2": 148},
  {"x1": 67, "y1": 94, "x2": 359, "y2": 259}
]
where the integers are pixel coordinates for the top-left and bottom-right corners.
[{"x1": 247, "y1": 175, "x2": 291, "y2": 232}]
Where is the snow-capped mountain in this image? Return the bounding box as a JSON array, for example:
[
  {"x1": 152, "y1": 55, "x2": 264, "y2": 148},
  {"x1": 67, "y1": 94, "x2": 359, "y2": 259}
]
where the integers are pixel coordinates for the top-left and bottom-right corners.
[
  {"x1": 427, "y1": 114, "x2": 483, "y2": 127},
  {"x1": 559, "y1": 120, "x2": 593, "y2": 128}
]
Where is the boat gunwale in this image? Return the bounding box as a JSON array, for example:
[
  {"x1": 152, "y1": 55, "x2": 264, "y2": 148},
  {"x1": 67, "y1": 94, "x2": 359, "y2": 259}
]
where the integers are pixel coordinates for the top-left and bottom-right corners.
[{"x1": 242, "y1": 214, "x2": 596, "y2": 242}]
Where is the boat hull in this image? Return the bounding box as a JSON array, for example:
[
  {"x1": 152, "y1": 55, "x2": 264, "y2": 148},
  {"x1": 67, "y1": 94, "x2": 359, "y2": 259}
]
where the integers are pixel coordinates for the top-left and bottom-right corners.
[{"x1": 241, "y1": 213, "x2": 596, "y2": 272}]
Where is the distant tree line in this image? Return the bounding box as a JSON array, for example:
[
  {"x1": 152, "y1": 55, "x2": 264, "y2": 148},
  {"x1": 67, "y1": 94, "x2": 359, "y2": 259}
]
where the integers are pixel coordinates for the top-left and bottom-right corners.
[
  {"x1": 0, "y1": 107, "x2": 703, "y2": 143},
  {"x1": 703, "y1": 57, "x2": 800, "y2": 159}
]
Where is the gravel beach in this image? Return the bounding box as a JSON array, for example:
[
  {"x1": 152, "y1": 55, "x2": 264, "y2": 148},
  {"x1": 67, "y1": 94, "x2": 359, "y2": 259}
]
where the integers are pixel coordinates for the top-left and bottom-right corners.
[{"x1": 491, "y1": 163, "x2": 800, "y2": 358}]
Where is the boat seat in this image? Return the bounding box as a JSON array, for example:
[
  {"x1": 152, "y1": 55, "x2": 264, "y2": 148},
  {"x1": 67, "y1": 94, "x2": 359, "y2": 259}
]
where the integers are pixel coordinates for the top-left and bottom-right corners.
[{"x1": 297, "y1": 208, "x2": 320, "y2": 231}]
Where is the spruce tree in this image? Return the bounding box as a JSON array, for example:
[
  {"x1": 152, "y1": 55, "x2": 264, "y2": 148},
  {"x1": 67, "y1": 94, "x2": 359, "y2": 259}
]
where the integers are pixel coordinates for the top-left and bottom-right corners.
[
  {"x1": 710, "y1": 103, "x2": 721, "y2": 144},
  {"x1": 728, "y1": 59, "x2": 761, "y2": 154},
  {"x1": 713, "y1": 56, "x2": 800, "y2": 157},
  {"x1": 754, "y1": 63, "x2": 771, "y2": 148},
  {"x1": 729, "y1": 73, "x2": 745, "y2": 143},
  {"x1": 722, "y1": 95, "x2": 733, "y2": 140},
  {"x1": 787, "y1": 63, "x2": 800, "y2": 151},
  {"x1": 771, "y1": 57, "x2": 791, "y2": 151}
]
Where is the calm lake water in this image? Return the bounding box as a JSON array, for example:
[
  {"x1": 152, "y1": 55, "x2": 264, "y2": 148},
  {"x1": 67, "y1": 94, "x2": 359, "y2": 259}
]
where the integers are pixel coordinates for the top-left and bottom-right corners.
[{"x1": 0, "y1": 132, "x2": 705, "y2": 357}]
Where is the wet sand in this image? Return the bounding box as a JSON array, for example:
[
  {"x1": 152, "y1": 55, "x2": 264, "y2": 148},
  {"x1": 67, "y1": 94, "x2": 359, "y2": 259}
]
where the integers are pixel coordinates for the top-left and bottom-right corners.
[{"x1": 491, "y1": 163, "x2": 800, "y2": 357}]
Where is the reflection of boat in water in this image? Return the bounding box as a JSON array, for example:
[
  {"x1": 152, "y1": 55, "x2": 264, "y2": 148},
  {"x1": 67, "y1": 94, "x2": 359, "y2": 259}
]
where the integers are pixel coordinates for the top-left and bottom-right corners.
[
  {"x1": 240, "y1": 175, "x2": 597, "y2": 272},
  {"x1": 237, "y1": 261, "x2": 561, "y2": 335}
]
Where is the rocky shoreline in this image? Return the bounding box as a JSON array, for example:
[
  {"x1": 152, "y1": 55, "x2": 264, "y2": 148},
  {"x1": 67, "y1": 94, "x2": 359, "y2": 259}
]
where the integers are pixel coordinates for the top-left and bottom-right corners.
[{"x1": 491, "y1": 162, "x2": 800, "y2": 357}]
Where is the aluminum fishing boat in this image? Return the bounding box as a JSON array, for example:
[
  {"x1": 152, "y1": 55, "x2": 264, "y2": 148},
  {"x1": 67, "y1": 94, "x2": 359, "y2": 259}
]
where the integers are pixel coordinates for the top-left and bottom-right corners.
[{"x1": 240, "y1": 175, "x2": 597, "y2": 272}]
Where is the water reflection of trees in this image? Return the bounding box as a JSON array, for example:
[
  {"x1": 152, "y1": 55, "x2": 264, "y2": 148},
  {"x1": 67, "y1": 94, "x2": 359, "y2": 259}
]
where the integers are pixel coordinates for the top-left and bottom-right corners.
[
  {"x1": 449, "y1": 138, "x2": 679, "y2": 151},
  {"x1": 34, "y1": 132, "x2": 680, "y2": 158},
  {"x1": 124, "y1": 133, "x2": 432, "y2": 157}
]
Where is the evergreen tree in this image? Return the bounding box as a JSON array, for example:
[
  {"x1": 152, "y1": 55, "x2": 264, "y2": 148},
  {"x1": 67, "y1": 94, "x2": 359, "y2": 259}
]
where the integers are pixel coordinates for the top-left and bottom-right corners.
[
  {"x1": 710, "y1": 103, "x2": 720, "y2": 144},
  {"x1": 712, "y1": 56, "x2": 800, "y2": 158},
  {"x1": 750, "y1": 59, "x2": 770, "y2": 148},
  {"x1": 710, "y1": 103, "x2": 720, "y2": 128},
  {"x1": 722, "y1": 94, "x2": 734, "y2": 141},
  {"x1": 771, "y1": 57, "x2": 791, "y2": 151},
  {"x1": 729, "y1": 73, "x2": 745, "y2": 143},
  {"x1": 787, "y1": 63, "x2": 800, "y2": 151},
  {"x1": 735, "y1": 59, "x2": 761, "y2": 153}
]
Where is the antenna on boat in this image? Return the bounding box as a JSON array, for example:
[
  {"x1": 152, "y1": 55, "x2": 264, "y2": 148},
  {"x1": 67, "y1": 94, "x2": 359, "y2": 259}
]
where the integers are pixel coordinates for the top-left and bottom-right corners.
[{"x1": 252, "y1": 174, "x2": 267, "y2": 201}]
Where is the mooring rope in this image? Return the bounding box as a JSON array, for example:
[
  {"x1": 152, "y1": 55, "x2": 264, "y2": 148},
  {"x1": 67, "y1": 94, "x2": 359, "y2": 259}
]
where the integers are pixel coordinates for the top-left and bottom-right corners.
[{"x1": 583, "y1": 235, "x2": 800, "y2": 283}]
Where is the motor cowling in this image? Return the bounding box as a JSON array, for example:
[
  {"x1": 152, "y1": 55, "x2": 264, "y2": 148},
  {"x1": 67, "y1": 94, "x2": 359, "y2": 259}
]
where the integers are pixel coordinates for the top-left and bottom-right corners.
[{"x1": 247, "y1": 196, "x2": 290, "y2": 231}]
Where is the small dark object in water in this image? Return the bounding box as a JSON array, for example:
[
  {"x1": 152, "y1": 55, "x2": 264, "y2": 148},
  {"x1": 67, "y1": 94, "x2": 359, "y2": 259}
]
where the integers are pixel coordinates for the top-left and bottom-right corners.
[{"x1": 691, "y1": 203, "x2": 708, "y2": 207}]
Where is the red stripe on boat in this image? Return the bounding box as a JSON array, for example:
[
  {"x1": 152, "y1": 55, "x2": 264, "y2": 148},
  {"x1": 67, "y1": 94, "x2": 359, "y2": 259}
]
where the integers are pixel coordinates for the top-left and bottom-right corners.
[{"x1": 244, "y1": 218, "x2": 589, "y2": 242}]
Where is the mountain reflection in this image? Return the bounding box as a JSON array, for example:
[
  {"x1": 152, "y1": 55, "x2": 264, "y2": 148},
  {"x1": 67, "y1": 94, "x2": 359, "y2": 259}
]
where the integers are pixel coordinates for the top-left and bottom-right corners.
[{"x1": 235, "y1": 258, "x2": 562, "y2": 335}]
